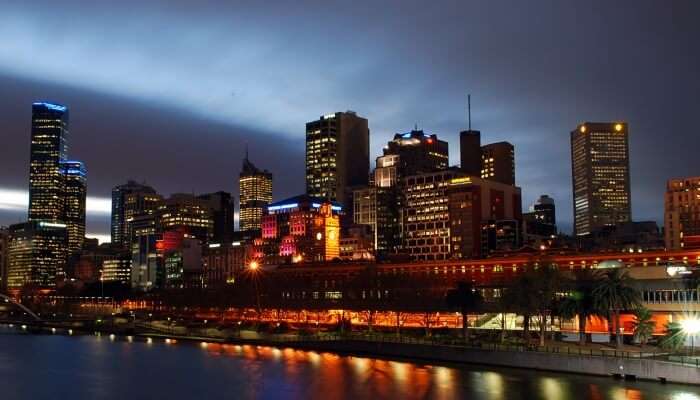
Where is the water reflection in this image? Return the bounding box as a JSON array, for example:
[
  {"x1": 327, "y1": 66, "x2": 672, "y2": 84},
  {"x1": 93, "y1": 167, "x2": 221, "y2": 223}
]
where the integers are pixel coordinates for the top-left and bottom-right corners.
[{"x1": 0, "y1": 326, "x2": 698, "y2": 400}]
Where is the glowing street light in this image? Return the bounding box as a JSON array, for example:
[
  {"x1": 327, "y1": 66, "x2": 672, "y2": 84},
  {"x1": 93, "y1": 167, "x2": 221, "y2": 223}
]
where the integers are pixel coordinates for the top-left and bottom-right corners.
[
  {"x1": 681, "y1": 318, "x2": 700, "y2": 354},
  {"x1": 249, "y1": 260, "x2": 259, "y2": 271}
]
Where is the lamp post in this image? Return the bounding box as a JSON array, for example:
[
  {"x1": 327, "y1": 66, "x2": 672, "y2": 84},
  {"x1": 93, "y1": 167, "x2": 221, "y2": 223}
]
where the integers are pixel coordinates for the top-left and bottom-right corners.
[{"x1": 248, "y1": 261, "x2": 262, "y2": 322}]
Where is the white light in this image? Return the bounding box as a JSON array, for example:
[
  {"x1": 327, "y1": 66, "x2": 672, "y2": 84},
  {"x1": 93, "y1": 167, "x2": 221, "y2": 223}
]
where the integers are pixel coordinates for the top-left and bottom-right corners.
[{"x1": 680, "y1": 318, "x2": 700, "y2": 335}]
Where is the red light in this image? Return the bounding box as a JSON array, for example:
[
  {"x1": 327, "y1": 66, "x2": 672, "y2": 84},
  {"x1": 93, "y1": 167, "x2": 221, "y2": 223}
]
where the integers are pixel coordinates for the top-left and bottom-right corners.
[{"x1": 426, "y1": 138, "x2": 433, "y2": 144}]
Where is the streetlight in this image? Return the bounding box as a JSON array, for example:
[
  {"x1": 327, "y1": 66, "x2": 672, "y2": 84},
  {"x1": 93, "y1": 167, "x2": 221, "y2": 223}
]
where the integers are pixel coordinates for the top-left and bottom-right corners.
[
  {"x1": 248, "y1": 260, "x2": 262, "y2": 322},
  {"x1": 680, "y1": 318, "x2": 700, "y2": 354}
]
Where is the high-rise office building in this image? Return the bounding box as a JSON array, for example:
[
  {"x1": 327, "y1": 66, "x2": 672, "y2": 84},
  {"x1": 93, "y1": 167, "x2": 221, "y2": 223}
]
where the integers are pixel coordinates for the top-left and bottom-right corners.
[
  {"x1": 481, "y1": 142, "x2": 515, "y2": 185},
  {"x1": 523, "y1": 195, "x2": 557, "y2": 240},
  {"x1": 7, "y1": 221, "x2": 67, "y2": 290},
  {"x1": 239, "y1": 155, "x2": 272, "y2": 232},
  {"x1": 60, "y1": 160, "x2": 86, "y2": 253},
  {"x1": 447, "y1": 176, "x2": 522, "y2": 259},
  {"x1": 383, "y1": 130, "x2": 449, "y2": 176},
  {"x1": 198, "y1": 191, "x2": 236, "y2": 243},
  {"x1": 305, "y1": 111, "x2": 369, "y2": 214},
  {"x1": 28, "y1": 102, "x2": 69, "y2": 223},
  {"x1": 111, "y1": 181, "x2": 160, "y2": 247},
  {"x1": 664, "y1": 177, "x2": 700, "y2": 250},
  {"x1": 157, "y1": 194, "x2": 214, "y2": 242},
  {"x1": 571, "y1": 122, "x2": 631, "y2": 236}
]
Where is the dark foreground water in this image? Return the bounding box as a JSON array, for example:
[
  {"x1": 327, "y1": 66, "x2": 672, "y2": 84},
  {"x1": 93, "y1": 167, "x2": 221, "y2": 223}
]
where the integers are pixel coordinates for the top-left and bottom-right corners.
[{"x1": 0, "y1": 327, "x2": 698, "y2": 399}]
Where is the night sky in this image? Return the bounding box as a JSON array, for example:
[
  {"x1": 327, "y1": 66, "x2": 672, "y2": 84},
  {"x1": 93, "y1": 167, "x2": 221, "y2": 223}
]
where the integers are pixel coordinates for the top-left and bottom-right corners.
[{"x1": 1, "y1": 0, "x2": 699, "y2": 241}]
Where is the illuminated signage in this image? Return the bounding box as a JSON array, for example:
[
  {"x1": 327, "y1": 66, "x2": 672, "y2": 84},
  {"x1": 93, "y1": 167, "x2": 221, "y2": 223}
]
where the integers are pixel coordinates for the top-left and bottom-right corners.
[
  {"x1": 268, "y1": 203, "x2": 299, "y2": 211},
  {"x1": 38, "y1": 222, "x2": 66, "y2": 228},
  {"x1": 450, "y1": 177, "x2": 472, "y2": 185},
  {"x1": 666, "y1": 265, "x2": 692, "y2": 277},
  {"x1": 33, "y1": 102, "x2": 67, "y2": 112}
]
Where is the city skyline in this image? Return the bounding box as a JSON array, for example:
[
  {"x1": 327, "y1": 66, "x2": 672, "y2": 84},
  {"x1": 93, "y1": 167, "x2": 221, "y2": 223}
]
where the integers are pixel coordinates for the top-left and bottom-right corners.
[{"x1": 1, "y1": 1, "x2": 699, "y2": 239}]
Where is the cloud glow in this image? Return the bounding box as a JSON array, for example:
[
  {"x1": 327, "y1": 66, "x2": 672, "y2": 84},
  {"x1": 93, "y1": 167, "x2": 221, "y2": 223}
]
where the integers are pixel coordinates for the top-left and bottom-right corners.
[{"x1": 0, "y1": 188, "x2": 111, "y2": 215}]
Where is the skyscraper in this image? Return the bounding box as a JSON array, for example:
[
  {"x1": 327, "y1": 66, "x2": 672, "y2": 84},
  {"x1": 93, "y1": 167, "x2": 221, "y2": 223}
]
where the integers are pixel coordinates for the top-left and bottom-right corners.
[
  {"x1": 481, "y1": 142, "x2": 515, "y2": 185},
  {"x1": 383, "y1": 129, "x2": 449, "y2": 176},
  {"x1": 664, "y1": 177, "x2": 700, "y2": 250},
  {"x1": 60, "y1": 160, "x2": 86, "y2": 253},
  {"x1": 571, "y1": 122, "x2": 631, "y2": 236},
  {"x1": 198, "y1": 191, "x2": 235, "y2": 242},
  {"x1": 111, "y1": 181, "x2": 160, "y2": 247},
  {"x1": 239, "y1": 155, "x2": 272, "y2": 232},
  {"x1": 305, "y1": 111, "x2": 369, "y2": 214},
  {"x1": 28, "y1": 102, "x2": 69, "y2": 222},
  {"x1": 7, "y1": 221, "x2": 67, "y2": 290}
]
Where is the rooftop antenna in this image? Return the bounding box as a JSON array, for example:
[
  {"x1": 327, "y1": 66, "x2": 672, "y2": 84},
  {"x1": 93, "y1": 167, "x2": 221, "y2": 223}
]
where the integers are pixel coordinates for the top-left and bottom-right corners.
[
  {"x1": 468, "y1": 94, "x2": 472, "y2": 131},
  {"x1": 414, "y1": 123, "x2": 418, "y2": 131},
  {"x1": 244, "y1": 143, "x2": 249, "y2": 161}
]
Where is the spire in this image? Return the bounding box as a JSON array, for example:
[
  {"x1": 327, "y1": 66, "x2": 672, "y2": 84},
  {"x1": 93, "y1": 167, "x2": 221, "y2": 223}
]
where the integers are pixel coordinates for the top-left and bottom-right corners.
[{"x1": 245, "y1": 143, "x2": 249, "y2": 161}]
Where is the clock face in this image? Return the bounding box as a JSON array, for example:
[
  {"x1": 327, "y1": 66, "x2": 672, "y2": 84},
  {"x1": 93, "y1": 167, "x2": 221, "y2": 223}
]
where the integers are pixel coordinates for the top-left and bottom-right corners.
[
  {"x1": 316, "y1": 232, "x2": 323, "y2": 241},
  {"x1": 329, "y1": 231, "x2": 336, "y2": 240}
]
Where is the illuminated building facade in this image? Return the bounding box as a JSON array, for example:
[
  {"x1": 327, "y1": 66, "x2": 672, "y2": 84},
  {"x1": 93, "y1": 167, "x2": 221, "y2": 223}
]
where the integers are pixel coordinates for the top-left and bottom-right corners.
[
  {"x1": 101, "y1": 253, "x2": 132, "y2": 284},
  {"x1": 239, "y1": 156, "x2": 272, "y2": 232},
  {"x1": 305, "y1": 111, "x2": 369, "y2": 216},
  {"x1": 131, "y1": 230, "x2": 162, "y2": 291},
  {"x1": 28, "y1": 102, "x2": 69, "y2": 223},
  {"x1": 259, "y1": 195, "x2": 342, "y2": 263},
  {"x1": 571, "y1": 122, "x2": 631, "y2": 236},
  {"x1": 383, "y1": 130, "x2": 448, "y2": 176},
  {"x1": 665, "y1": 177, "x2": 700, "y2": 250},
  {"x1": 402, "y1": 170, "x2": 462, "y2": 260},
  {"x1": 111, "y1": 181, "x2": 160, "y2": 247},
  {"x1": 481, "y1": 142, "x2": 515, "y2": 185},
  {"x1": 6, "y1": 221, "x2": 67, "y2": 290},
  {"x1": 157, "y1": 194, "x2": 214, "y2": 242},
  {"x1": 60, "y1": 161, "x2": 86, "y2": 253}
]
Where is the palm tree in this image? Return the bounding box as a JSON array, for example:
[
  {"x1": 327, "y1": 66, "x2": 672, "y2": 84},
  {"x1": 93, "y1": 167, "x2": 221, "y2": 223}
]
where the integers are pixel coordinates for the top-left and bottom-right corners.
[
  {"x1": 594, "y1": 268, "x2": 642, "y2": 348},
  {"x1": 631, "y1": 307, "x2": 655, "y2": 347},
  {"x1": 446, "y1": 281, "x2": 483, "y2": 342},
  {"x1": 558, "y1": 269, "x2": 604, "y2": 346}
]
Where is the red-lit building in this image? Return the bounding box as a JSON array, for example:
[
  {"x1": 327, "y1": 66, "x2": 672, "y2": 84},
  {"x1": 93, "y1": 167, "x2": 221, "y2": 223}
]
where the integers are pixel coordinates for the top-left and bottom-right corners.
[{"x1": 257, "y1": 195, "x2": 341, "y2": 264}]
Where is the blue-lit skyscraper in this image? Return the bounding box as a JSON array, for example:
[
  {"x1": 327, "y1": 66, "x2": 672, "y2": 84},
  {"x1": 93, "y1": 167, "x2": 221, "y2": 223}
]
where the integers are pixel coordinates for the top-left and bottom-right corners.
[
  {"x1": 60, "y1": 160, "x2": 87, "y2": 253},
  {"x1": 28, "y1": 102, "x2": 69, "y2": 223}
]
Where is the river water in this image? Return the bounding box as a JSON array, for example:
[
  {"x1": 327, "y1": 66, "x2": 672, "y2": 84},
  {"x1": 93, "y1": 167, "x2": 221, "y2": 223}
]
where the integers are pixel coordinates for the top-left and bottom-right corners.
[{"x1": 0, "y1": 327, "x2": 697, "y2": 399}]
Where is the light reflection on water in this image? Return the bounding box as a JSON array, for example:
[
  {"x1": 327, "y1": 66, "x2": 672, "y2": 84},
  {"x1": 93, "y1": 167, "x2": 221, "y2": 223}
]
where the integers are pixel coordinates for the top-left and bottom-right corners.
[{"x1": 0, "y1": 327, "x2": 698, "y2": 400}]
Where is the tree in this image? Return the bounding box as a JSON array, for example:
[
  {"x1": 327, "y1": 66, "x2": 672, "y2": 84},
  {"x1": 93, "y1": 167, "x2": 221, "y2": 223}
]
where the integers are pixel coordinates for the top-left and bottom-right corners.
[
  {"x1": 631, "y1": 307, "x2": 655, "y2": 347},
  {"x1": 531, "y1": 263, "x2": 564, "y2": 347},
  {"x1": 558, "y1": 269, "x2": 604, "y2": 346},
  {"x1": 446, "y1": 281, "x2": 483, "y2": 342},
  {"x1": 594, "y1": 268, "x2": 641, "y2": 348},
  {"x1": 660, "y1": 321, "x2": 685, "y2": 351},
  {"x1": 506, "y1": 272, "x2": 539, "y2": 343}
]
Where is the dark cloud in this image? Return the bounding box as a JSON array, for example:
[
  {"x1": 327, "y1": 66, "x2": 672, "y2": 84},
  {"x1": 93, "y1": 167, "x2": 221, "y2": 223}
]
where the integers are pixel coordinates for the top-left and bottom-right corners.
[{"x1": 0, "y1": 0, "x2": 699, "y2": 236}]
